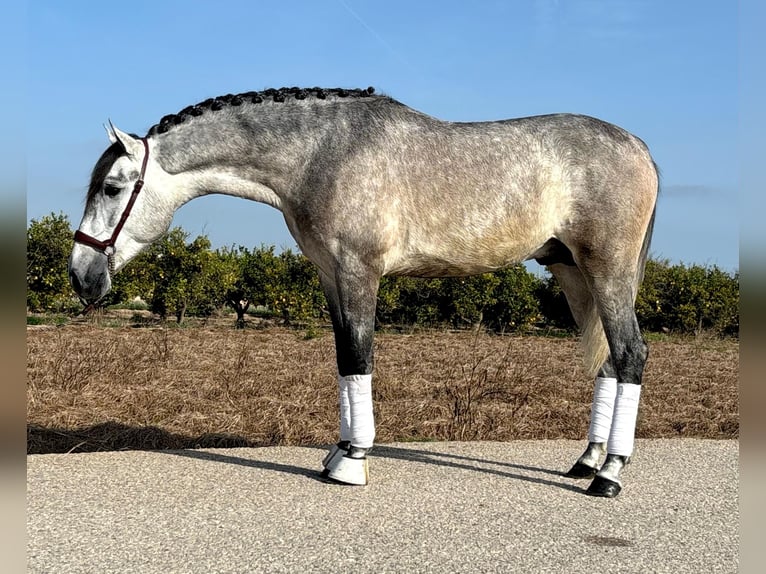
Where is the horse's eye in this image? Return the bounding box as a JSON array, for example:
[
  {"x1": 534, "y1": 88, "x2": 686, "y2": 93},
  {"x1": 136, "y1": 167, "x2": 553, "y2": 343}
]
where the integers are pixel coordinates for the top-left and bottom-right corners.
[{"x1": 104, "y1": 184, "x2": 121, "y2": 198}]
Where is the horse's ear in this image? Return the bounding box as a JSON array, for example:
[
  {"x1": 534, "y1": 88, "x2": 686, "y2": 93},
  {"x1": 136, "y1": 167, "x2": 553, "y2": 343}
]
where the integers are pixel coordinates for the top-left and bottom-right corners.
[
  {"x1": 104, "y1": 122, "x2": 118, "y2": 144},
  {"x1": 109, "y1": 122, "x2": 144, "y2": 157}
]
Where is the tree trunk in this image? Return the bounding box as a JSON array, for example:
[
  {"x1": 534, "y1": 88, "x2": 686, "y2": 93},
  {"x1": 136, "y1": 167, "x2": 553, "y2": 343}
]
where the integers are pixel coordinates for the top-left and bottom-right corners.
[
  {"x1": 175, "y1": 303, "x2": 187, "y2": 324},
  {"x1": 236, "y1": 300, "x2": 250, "y2": 329}
]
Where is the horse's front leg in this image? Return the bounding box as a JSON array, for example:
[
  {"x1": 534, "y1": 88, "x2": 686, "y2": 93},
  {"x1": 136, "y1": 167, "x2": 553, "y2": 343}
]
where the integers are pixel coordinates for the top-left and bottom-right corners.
[{"x1": 318, "y1": 269, "x2": 378, "y2": 486}]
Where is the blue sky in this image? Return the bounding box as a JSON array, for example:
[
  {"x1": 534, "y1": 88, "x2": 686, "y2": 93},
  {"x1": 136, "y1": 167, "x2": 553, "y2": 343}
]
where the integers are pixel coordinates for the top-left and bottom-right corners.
[{"x1": 25, "y1": 0, "x2": 738, "y2": 272}]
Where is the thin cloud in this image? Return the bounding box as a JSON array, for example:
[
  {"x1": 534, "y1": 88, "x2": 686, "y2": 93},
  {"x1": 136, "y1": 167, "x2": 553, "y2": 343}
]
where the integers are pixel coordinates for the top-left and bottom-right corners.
[
  {"x1": 662, "y1": 184, "x2": 721, "y2": 197},
  {"x1": 335, "y1": 0, "x2": 421, "y2": 77},
  {"x1": 538, "y1": 0, "x2": 651, "y2": 42}
]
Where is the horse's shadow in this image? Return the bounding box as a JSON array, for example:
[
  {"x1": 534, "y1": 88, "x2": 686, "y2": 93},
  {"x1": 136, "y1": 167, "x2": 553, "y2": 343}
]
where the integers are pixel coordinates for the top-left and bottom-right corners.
[
  {"x1": 167, "y1": 448, "x2": 323, "y2": 481},
  {"x1": 28, "y1": 422, "x2": 585, "y2": 494},
  {"x1": 168, "y1": 443, "x2": 585, "y2": 494},
  {"x1": 369, "y1": 445, "x2": 584, "y2": 494}
]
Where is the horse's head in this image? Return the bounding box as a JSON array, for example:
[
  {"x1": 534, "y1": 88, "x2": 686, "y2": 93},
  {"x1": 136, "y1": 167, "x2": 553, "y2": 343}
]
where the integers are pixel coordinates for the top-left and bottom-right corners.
[{"x1": 69, "y1": 125, "x2": 174, "y2": 304}]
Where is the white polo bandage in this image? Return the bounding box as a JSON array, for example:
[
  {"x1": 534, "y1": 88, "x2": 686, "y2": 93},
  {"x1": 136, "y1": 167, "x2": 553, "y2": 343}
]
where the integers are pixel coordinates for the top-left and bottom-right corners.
[
  {"x1": 607, "y1": 383, "x2": 642, "y2": 456},
  {"x1": 338, "y1": 377, "x2": 352, "y2": 442},
  {"x1": 588, "y1": 376, "x2": 617, "y2": 444},
  {"x1": 338, "y1": 374, "x2": 375, "y2": 449}
]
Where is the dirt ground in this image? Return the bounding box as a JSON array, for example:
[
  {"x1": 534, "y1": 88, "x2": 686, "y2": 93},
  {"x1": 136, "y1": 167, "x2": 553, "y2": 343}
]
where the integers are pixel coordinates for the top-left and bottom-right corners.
[{"x1": 27, "y1": 318, "x2": 738, "y2": 454}]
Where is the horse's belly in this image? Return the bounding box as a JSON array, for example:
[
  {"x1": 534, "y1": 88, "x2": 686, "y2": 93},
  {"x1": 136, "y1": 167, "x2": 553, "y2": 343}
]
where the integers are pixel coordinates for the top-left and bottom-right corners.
[
  {"x1": 383, "y1": 241, "x2": 536, "y2": 278},
  {"x1": 377, "y1": 198, "x2": 557, "y2": 278},
  {"x1": 386, "y1": 258, "x2": 498, "y2": 278}
]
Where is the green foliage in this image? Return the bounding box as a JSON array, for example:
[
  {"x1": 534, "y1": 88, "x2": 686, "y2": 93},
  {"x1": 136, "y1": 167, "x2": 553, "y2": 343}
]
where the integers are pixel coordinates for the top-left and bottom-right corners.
[
  {"x1": 25, "y1": 213, "x2": 738, "y2": 337},
  {"x1": 443, "y1": 274, "x2": 501, "y2": 328},
  {"x1": 27, "y1": 314, "x2": 69, "y2": 326},
  {"x1": 217, "y1": 246, "x2": 251, "y2": 326},
  {"x1": 276, "y1": 249, "x2": 326, "y2": 324},
  {"x1": 376, "y1": 267, "x2": 541, "y2": 332},
  {"x1": 238, "y1": 245, "x2": 284, "y2": 310},
  {"x1": 109, "y1": 248, "x2": 159, "y2": 305},
  {"x1": 146, "y1": 228, "x2": 231, "y2": 322},
  {"x1": 227, "y1": 245, "x2": 325, "y2": 325},
  {"x1": 484, "y1": 265, "x2": 542, "y2": 332},
  {"x1": 26, "y1": 213, "x2": 76, "y2": 311},
  {"x1": 636, "y1": 259, "x2": 739, "y2": 336},
  {"x1": 535, "y1": 274, "x2": 577, "y2": 330},
  {"x1": 377, "y1": 277, "x2": 444, "y2": 327}
]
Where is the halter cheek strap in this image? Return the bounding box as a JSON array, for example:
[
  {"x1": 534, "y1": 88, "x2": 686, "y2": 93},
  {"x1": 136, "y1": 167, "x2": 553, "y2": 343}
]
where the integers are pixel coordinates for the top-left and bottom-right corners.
[{"x1": 73, "y1": 137, "x2": 150, "y2": 262}]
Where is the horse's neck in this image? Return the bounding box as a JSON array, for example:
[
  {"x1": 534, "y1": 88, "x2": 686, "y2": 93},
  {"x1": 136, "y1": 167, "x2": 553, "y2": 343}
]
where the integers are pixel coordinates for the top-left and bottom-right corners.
[
  {"x1": 151, "y1": 112, "x2": 322, "y2": 212},
  {"x1": 169, "y1": 163, "x2": 285, "y2": 211}
]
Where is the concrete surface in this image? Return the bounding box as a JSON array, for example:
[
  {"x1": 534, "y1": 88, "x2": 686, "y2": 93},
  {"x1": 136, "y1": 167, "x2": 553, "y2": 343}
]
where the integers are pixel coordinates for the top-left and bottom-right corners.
[{"x1": 27, "y1": 440, "x2": 738, "y2": 573}]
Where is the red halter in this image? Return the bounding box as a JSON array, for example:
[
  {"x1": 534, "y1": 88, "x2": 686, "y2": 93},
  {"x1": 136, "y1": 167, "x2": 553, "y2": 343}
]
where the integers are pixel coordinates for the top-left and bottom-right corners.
[{"x1": 73, "y1": 137, "x2": 150, "y2": 259}]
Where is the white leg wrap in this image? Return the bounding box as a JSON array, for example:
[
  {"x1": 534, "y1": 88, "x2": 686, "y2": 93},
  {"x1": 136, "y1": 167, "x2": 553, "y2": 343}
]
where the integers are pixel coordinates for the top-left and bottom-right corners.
[
  {"x1": 340, "y1": 374, "x2": 375, "y2": 449},
  {"x1": 588, "y1": 377, "x2": 617, "y2": 444},
  {"x1": 338, "y1": 376, "x2": 352, "y2": 442},
  {"x1": 607, "y1": 383, "x2": 642, "y2": 456}
]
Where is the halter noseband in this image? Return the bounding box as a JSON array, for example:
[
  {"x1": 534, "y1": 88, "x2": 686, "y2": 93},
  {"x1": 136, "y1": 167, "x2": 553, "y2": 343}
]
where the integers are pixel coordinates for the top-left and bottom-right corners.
[{"x1": 73, "y1": 137, "x2": 150, "y2": 271}]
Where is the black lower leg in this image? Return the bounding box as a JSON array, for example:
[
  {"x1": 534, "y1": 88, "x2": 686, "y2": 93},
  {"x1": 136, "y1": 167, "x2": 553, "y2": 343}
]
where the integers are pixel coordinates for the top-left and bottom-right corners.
[
  {"x1": 321, "y1": 272, "x2": 377, "y2": 377},
  {"x1": 585, "y1": 301, "x2": 648, "y2": 497},
  {"x1": 586, "y1": 454, "x2": 630, "y2": 497},
  {"x1": 565, "y1": 441, "x2": 606, "y2": 479}
]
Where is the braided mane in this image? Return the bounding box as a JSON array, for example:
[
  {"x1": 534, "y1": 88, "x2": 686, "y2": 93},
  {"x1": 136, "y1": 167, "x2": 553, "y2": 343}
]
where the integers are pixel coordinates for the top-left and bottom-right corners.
[{"x1": 148, "y1": 86, "x2": 377, "y2": 136}]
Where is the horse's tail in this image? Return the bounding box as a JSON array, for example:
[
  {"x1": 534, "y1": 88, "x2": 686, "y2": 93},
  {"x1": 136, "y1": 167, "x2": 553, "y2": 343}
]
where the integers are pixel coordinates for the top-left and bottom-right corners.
[
  {"x1": 635, "y1": 168, "x2": 659, "y2": 288},
  {"x1": 582, "y1": 164, "x2": 659, "y2": 379},
  {"x1": 582, "y1": 304, "x2": 609, "y2": 379}
]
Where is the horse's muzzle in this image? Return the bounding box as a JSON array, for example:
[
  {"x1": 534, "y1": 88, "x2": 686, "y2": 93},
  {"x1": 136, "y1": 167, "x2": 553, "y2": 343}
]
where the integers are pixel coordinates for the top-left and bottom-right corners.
[{"x1": 68, "y1": 252, "x2": 111, "y2": 304}]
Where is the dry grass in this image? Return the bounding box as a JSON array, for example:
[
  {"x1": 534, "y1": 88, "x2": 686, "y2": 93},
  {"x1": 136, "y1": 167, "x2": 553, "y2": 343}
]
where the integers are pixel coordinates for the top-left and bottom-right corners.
[{"x1": 27, "y1": 319, "x2": 738, "y2": 454}]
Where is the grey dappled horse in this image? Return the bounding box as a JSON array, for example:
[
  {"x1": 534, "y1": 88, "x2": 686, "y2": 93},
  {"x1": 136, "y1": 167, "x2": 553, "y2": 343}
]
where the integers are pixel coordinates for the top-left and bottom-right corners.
[{"x1": 69, "y1": 87, "x2": 658, "y2": 497}]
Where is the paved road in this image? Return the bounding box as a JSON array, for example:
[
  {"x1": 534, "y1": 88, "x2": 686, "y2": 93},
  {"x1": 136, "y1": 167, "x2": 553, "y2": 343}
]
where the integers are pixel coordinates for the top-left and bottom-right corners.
[{"x1": 27, "y1": 440, "x2": 738, "y2": 573}]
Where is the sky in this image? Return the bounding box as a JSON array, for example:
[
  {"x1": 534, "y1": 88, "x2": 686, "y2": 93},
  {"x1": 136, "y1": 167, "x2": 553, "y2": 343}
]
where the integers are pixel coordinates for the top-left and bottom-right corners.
[{"x1": 24, "y1": 0, "x2": 739, "y2": 272}]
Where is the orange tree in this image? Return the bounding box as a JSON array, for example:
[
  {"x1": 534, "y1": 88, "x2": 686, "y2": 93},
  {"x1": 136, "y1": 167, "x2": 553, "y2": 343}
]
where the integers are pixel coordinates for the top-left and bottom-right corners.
[
  {"x1": 484, "y1": 265, "x2": 542, "y2": 332},
  {"x1": 636, "y1": 259, "x2": 739, "y2": 336},
  {"x1": 233, "y1": 246, "x2": 325, "y2": 326},
  {"x1": 148, "y1": 228, "x2": 231, "y2": 322},
  {"x1": 26, "y1": 213, "x2": 75, "y2": 312}
]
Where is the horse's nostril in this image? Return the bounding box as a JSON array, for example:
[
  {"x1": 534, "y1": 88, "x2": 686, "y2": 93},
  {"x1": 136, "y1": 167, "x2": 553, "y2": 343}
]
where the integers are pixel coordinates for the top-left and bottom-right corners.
[{"x1": 69, "y1": 269, "x2": 82, "y2": 294}]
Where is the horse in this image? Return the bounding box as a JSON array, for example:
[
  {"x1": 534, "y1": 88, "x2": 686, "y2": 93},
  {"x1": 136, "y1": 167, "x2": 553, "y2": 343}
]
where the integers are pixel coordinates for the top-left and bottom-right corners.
[{"x1": 68, "y1": 86, "x2": 658, "y2": 498}]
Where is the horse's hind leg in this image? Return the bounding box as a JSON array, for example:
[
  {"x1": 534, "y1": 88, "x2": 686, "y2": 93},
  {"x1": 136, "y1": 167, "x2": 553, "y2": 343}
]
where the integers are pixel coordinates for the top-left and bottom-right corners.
[
  {"x1": 585, "y1": 276, "x2": 648, "y2": 498},
  {"x1": 318, "y1": 268, "x2": 379, "y2": 486},
  {"x1": 548, "y1": 263, "x2": 616, "y2": 480}
]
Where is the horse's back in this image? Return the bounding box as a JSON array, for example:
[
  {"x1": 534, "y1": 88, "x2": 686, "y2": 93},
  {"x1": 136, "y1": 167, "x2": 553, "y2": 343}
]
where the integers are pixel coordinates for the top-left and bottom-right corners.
[{"x1": 294, "y1": 102, "x2": 658, "y2": 278}]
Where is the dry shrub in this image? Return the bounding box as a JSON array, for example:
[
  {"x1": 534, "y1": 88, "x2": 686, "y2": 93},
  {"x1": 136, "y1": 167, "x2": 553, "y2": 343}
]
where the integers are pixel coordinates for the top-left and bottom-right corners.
[{"x1": 27, "y1": 324, "x2": 738, "y2": 453}]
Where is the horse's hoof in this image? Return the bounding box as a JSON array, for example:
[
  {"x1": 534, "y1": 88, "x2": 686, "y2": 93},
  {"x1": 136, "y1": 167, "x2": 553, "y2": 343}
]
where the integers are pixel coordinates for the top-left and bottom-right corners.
[
  {"x1": 322, "y1": 443, "x2": 369, "y2": 485},
  {"x1": 326, "y1": 454, "x2": 369, "y2": 486},
  {"x1": 564, "y1": 461, "x2": 599, "y2": 479},
  {"x1": 322, "y1": 441, "x2": 350, "y2": 469},
  {"x1": 585, "y1": 475, "x2": 622, "y2": 498}
]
